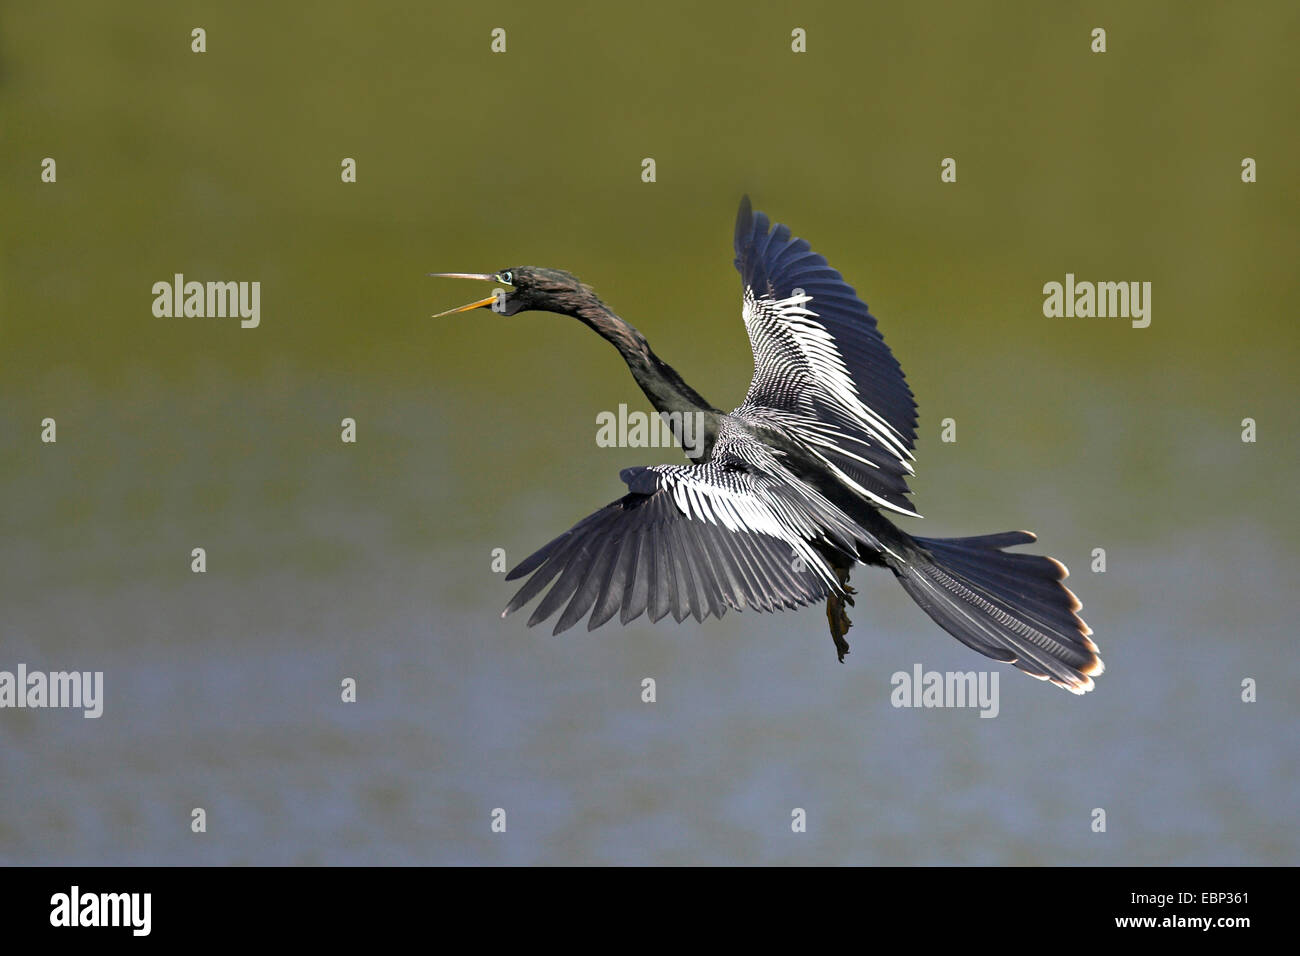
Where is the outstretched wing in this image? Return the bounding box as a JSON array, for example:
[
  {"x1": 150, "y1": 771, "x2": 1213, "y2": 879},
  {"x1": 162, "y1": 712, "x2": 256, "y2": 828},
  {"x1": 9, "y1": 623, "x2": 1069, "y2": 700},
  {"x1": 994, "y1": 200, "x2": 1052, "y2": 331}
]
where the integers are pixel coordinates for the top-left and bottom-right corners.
[
  {"x1": 503, "y1": 424, "x2": 880, "y2": 634},
  {"x1": 733, "y1": 196, "x2": 920, "y2": 517}
]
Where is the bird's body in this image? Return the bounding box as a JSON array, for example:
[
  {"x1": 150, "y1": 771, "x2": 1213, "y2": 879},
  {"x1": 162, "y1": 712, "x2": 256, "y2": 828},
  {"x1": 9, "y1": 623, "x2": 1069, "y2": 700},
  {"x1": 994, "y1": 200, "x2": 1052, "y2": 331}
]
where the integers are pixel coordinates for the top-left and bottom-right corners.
[{"x1": 434, "y1": 198, "x2": 1103, "y2": 694}]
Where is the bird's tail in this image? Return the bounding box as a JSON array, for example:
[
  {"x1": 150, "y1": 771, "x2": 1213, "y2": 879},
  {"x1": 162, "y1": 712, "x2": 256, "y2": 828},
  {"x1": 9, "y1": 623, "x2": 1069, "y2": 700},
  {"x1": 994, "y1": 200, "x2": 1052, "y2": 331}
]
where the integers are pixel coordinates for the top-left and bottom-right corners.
[{"x1": 886, "y1": 530, "x2": 1103, "y2": 694}]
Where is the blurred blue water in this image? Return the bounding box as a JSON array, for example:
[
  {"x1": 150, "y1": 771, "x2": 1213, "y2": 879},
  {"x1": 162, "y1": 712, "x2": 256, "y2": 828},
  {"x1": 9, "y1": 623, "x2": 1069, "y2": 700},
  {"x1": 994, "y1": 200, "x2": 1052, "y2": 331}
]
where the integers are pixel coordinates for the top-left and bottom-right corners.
[{"x1": 1, "y1": 375, "x2": 1293, "y2": 865}]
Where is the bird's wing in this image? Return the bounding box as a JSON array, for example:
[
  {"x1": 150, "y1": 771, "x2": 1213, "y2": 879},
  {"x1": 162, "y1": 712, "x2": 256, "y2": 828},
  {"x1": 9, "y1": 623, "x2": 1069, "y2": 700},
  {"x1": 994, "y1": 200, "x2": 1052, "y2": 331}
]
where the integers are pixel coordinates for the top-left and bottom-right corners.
[
  {"x1": 732, "y1": 196, "x2": 921, "y2": 517},
  {"x1": 502, "y1": 424, "x2": 881, "y2": 634}
]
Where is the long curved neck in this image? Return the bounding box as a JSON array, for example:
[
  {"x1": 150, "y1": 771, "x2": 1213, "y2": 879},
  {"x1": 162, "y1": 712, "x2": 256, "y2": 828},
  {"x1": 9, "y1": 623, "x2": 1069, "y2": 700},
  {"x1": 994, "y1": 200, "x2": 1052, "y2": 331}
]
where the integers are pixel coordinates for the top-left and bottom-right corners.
[
  {"x1": 572, "y1": 299, "x2": 720, "y2": 420},
  {"x1": 569, "y1": 296, "x2": 722, "y2": 461}
]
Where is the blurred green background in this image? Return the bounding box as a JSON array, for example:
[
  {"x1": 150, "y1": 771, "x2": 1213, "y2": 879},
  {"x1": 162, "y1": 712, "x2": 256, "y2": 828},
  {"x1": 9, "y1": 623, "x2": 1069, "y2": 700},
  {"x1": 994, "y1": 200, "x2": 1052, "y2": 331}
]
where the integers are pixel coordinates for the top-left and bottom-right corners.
[{"x1": 2, "y1": 1, "x2": 1297, "y2": 864}]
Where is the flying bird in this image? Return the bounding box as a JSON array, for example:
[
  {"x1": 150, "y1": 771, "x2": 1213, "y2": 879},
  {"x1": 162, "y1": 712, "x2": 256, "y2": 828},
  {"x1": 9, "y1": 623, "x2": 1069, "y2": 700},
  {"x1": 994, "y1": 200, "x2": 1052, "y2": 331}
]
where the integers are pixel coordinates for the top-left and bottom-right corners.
[{"x1": 433, "y1": 198, "x2": 1103, "y2": 693}]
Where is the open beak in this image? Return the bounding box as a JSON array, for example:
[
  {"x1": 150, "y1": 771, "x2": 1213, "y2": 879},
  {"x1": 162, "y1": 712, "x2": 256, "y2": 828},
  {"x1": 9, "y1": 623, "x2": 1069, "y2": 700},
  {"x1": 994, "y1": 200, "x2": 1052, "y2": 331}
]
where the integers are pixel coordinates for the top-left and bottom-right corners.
[{"x1": 429, "y1": 272, "x2": 503, "y2": 317}]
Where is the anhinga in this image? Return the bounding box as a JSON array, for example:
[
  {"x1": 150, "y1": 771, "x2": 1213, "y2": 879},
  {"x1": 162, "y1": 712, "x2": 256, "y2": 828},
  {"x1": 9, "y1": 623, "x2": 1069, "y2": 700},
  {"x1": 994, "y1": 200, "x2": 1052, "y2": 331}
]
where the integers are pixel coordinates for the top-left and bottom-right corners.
[{"x1": 433, "y1": 197, "x2": 1103, "y2": 693}]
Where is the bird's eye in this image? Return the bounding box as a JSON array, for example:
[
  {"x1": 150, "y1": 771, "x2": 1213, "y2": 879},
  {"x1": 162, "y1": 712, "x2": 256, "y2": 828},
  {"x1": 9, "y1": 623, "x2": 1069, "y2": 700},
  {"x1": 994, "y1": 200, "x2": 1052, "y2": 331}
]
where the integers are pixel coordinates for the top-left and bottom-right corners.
[{"x1": 497, "y1": 270, "x2": 514, "y2": 285}]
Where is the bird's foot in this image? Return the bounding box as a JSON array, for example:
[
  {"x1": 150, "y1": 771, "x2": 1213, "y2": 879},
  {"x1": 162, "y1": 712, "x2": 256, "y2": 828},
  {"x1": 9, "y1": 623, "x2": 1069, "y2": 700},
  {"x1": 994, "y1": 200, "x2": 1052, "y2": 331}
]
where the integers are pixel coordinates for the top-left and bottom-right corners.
[{"x1": 826, "y1": 594, "x2": 853, "y2": 663}]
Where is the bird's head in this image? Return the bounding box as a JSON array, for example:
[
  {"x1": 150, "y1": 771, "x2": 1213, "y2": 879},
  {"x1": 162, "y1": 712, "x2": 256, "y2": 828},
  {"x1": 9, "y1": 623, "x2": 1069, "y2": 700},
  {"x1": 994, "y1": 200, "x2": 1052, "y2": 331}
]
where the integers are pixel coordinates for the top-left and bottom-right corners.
[{"x1": 430, "y1": 266, "x2": 593, "y2": 318}]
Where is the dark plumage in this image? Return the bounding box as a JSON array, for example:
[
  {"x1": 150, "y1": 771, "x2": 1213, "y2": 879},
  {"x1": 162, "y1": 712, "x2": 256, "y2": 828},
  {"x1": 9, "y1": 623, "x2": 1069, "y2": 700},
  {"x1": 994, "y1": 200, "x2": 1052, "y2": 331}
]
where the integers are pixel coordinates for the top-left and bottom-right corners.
[{"x1": 433, "y1": 198, "x2": 1103, "y2": 693}]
